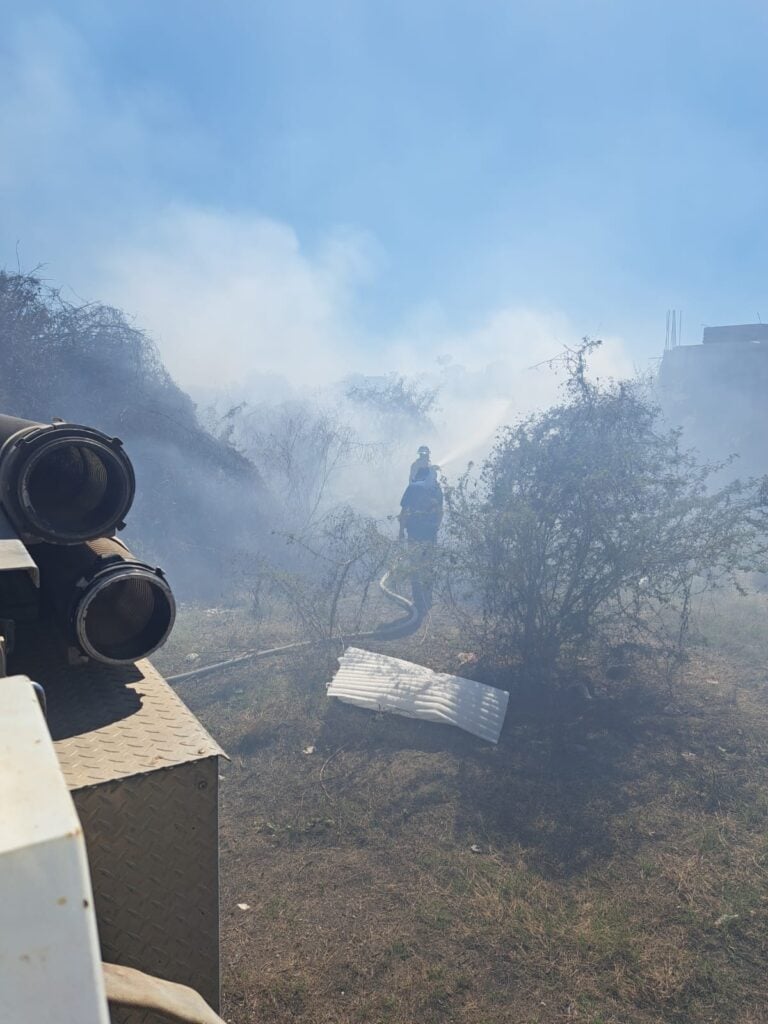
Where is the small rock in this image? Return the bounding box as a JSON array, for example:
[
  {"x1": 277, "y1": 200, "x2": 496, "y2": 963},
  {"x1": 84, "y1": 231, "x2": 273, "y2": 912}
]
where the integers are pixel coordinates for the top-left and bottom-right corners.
[
  {"x1": 184, "y1": 652, "x2": 200, "y2": 663},
  {"x1": 715, "y1": 913, "x2": 739, "y2": 927}
]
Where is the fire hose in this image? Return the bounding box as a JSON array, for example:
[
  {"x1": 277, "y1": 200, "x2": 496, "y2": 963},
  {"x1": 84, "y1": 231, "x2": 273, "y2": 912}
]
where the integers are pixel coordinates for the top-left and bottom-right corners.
[{"x1": 165, "y1": 567, "x2": 424, "y2": 685}]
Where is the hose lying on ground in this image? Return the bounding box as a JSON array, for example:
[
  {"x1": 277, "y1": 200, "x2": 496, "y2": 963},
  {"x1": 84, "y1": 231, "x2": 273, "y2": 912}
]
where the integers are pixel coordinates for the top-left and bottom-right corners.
[
  {"x1": 103, "y1": 963, "x2": 224, "y2": 1024},
  {"x1": 166, "y1": 570, "x2": 423, "y2": 685}
]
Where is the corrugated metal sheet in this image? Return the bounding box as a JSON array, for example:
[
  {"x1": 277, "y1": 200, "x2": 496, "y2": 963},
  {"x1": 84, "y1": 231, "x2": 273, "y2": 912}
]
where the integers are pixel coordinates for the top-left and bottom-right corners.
[{"x1": 328, "y1": 647, "x2": 509, "y2": 743}]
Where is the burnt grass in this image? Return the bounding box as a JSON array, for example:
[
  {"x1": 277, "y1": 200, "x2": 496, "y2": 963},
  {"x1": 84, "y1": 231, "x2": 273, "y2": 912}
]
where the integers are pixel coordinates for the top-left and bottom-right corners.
[{"x1": 154, "y1": 596, "x2": 768, "y2": 1024}]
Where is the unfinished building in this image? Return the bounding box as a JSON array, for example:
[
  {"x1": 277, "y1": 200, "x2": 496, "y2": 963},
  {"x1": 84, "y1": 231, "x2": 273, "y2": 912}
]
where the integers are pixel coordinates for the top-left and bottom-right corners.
[{"x1": 657, "y1": 323, "x2": 768, "y2": 479}]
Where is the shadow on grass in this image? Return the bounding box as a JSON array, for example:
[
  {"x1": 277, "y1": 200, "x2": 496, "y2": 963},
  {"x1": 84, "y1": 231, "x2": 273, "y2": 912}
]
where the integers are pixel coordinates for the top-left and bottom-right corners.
[
  {"x1": 317, "y1": 683, "x2": 681, "y2": 879},
  {"x1": 465, "y1": 688, "x2": 694, "y2": 877}
]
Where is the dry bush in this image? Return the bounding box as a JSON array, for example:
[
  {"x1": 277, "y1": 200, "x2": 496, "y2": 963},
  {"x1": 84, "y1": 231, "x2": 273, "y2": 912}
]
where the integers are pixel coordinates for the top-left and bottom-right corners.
[{"x1": 441, "y1": 341, "x2": 768, "y2": 700}]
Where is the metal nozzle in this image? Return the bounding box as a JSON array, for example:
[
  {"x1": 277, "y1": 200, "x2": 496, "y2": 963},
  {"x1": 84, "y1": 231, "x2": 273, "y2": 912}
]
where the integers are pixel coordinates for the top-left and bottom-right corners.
[
  {"x1": 0, "y1": 416, "x2": 135, "y2": 544},
  {"x1": 74, "y1": 560, "x2": 175, "y2": 665},
  {"x1": 35, "y1": 537, "x2": 175, "y2": 666}
]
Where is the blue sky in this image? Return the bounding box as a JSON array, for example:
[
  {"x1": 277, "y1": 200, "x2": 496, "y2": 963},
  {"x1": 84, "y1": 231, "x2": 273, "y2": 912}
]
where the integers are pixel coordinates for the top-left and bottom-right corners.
[{"x1": 2, "y1": 1, "x2": 768, "y2": 395}]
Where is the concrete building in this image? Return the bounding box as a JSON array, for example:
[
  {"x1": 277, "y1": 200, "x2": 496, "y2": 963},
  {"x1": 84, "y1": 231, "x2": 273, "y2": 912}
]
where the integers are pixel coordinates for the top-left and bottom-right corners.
[{"x1": 657, "y1": 324, "x2": 768, "y2": 478}]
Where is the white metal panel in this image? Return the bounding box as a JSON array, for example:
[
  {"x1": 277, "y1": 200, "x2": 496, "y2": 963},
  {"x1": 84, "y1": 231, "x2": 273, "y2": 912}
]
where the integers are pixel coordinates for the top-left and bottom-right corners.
[
  {"x1": 328, "y1": 647, "x2": 509, "y2": 743},
  {"x1": 0, "y1": 675, "x2": 109, "y2": 1024},
  {"x1": 0, "y1": 507, "x2": 39, "y2": 584}
]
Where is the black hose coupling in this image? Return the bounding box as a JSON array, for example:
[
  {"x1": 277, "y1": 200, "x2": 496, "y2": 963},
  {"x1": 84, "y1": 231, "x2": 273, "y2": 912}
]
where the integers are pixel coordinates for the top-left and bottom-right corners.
[
  {"x1": 0, "y1": 415, "x2": 135, "y2": 544},
  {"x1": 35, "y1": 537, "x2": 175, "y2": 665}
]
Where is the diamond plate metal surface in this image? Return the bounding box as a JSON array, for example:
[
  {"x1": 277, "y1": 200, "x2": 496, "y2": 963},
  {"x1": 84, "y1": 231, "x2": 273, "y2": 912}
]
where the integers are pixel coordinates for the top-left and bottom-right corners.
[
  {"x1": 74, "y1": 759, "x2": 220, "y2": 1024},
  {"x1": 10, "y1": 622, "x2": 224, "y2": 788}
]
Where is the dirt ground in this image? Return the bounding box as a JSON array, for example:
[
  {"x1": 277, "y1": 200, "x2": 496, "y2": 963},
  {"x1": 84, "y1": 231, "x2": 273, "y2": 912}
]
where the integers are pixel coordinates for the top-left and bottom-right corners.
[{"x1": 154, "y1": 593, "x2": 768, "y2": 1024}]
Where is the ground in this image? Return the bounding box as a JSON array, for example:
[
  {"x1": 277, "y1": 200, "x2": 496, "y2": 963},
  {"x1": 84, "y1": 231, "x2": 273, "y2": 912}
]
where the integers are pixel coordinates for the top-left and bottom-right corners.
[{"x1": 153, "y1": 592, "x2": 768, "y2": 1024}]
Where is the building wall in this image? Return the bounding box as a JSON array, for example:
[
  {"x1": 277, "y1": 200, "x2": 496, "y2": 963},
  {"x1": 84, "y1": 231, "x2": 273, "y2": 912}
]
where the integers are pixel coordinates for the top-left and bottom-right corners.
[{"x1": 658, "y1": 341, "x2": 768, "y2": 477}]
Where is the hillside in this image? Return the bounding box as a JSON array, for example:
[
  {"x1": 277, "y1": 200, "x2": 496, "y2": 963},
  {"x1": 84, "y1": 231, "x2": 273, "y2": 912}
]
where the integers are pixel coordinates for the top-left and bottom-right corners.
[{"x1": 0, "y1": 271, "x2": 270, "y2": 595}]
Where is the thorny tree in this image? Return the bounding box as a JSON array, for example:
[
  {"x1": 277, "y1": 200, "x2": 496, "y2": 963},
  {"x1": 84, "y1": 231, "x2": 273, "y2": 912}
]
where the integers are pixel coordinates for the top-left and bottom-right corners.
[
  {"x1": 441, "y1": 341, "x2": 768, "y2": 697},
  {"x1": 206, "y1": 399, "x2": 378, "y2": 530},
  {"x1": 345, "y1": 373, "x2": 440, "y2": 432},
  {"x1": 238, "y1": 507, "x2": 393, "y2": 640}
]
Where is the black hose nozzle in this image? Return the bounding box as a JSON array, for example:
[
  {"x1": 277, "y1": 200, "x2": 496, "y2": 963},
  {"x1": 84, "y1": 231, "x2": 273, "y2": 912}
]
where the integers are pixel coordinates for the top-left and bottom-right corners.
[
  {"x1": 35, "y1": 537, "x2": 175, "y2": 665},
  {"x1": 0, "y1": 415, "x2": 135, "y2": 544}
]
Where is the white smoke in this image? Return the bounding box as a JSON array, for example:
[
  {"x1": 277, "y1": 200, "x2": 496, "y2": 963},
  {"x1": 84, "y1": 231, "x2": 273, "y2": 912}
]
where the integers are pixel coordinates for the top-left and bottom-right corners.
[{"x1": 94, "y1": 203, "x2": 634, "y2": 492}]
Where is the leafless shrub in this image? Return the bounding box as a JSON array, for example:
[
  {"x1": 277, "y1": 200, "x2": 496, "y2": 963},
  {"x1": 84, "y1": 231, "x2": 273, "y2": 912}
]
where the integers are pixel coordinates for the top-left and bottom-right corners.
[
  {"x1": 204, "y1": 398, "x2": 384, "y2": 530},
  {"x1": 236, "y1": 507, "x2": 393, "y2": 640},
  {"x1": 345, "y1": 373, "x2": 440, "y2": 432}
]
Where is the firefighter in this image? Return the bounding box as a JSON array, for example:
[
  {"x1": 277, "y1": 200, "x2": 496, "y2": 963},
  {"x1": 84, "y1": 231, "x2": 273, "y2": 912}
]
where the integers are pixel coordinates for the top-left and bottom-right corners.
[
  {"x1": 398, "y1": 466, "x2": 443, "y2": 611},
  {"x1": 398, "y1": 466, "x2": 443, "y2": 542}
]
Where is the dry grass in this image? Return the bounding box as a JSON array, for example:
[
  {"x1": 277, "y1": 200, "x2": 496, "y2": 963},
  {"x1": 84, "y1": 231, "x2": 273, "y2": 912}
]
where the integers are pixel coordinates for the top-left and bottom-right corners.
[{"x1": 153, "y1": 592, "x2": 768, "y2": 1024}]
